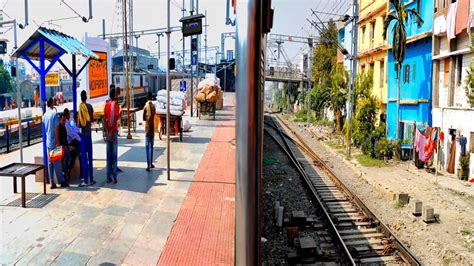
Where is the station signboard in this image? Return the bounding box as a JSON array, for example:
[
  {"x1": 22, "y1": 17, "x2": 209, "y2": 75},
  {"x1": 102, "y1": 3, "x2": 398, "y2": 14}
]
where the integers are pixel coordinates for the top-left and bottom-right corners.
[
  {"x1": 88, "y1": 51, "x2": 108, "y2": 98},
  {"x1": 45, "y1": 72, "x2": 60, "y2": 87}
]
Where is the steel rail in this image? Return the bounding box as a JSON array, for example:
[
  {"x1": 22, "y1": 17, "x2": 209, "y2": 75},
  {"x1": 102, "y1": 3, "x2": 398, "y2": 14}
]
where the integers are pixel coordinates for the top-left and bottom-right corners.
[
  {"x1": 264, "y1": 116, "x2": 355, "y2": 265},
  {"x1": 274, "y1": 115, "x2": 422, "y2": 266}
]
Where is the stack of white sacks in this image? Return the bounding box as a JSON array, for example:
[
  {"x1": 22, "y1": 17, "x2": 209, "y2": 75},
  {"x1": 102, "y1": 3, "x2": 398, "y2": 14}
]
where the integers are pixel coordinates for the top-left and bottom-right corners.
[{"x1": 155, "y1": 90, "x2": 186, "y2": 116}]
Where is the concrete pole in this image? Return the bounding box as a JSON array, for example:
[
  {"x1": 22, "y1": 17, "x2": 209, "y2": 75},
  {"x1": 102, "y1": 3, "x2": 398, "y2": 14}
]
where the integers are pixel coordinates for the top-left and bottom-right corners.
[
  {"x1": 189, "y1": 0, "x2": 194, "y2": 117},
  {"x1": 166, "y1": 0, "x2": 171, "y2": 180},
  {"x1": 205, "y1": 10, "x2": 208, "y2": 64},
  {"x1": 182, "y1": 0, "x2": 185, "y2": 89},
  {"x1": 124, "y1": 0, "x2": 132, "y2": 140},
  {"x1": 346, "y1": 0, "x2": 359, "y2": 158}
]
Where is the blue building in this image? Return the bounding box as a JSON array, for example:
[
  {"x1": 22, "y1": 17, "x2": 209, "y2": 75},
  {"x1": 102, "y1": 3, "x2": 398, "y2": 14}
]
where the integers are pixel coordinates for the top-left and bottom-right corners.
[
  {"x1": 386, "y1": 0, "x2": 434, "y2": 140},
  {"x1": 337, "y1": 14, "x2": 354, "y2": 71}
]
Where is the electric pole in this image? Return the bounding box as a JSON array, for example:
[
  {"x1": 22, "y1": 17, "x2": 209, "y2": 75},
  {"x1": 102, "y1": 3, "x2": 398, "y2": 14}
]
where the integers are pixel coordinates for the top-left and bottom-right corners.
[
  {"x1": 166, "y1": 0, "x2": 171, "y2": 180},
  {"x1": 346, "y1": 0, "x2": 359, "y2": 158},
  {"x1": 124, "y1": 0, "x2": 132, "y2": 139}
]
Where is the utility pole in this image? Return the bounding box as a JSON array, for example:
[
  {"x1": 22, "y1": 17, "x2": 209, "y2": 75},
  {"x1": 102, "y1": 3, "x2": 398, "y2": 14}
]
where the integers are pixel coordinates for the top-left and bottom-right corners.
[
  {"x1": 166, "y1": 0, "x2": 171, "y2": 180},
  {"x1": 124, "y1": 0, "x2": 132, "y2": 139},
  {"x1": 205, "y1": 10, "x2": 208, "y2": 64},
  {"x1": 190, "y1": 0, "x2": 195, "y2": 117},
  {"x1": 182, "y1": 0, "x2": 186, "y2": 91},
  {"x1": 346, "y1": 0, "x2": 359, "y2": 158},
  {"x1": 307, "y1": 38, "x2": 313, "y2": 128},
  {"x1": 1, "y1": 19, "x2": 22, "y2": 162}
]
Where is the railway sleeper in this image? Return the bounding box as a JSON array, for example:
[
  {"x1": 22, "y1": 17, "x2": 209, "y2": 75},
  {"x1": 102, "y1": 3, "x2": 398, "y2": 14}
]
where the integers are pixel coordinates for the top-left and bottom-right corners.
[
  {"x1": 358, "y1": 256, "x2": 398, "y2": 264},
  {"x1": 333, "y1": 216, "x2": 366, "y2": 223},
  {"x1": 341, "y1": 233, "x2": 386, "y2": 241},
  {"x1": 328, "y1": 206, "x2": 359, "y2": 213},
  {"x1": 331, "y1": 213, "x2": 364, "y2": 219},
  {"x1": 338, "y1": 228, "x2": 378, "y2": 235},
  {"x1": 318, "y1": 192, "x2": 346, "y2": 198},
  {"x1": 320, "y1": 196, "x2": 348, "y2": 202},
  {"x1": 337, "y1": 221, "x2": 372, "y2": 227},
  {"x1": 344, "y1": 238, "x2": 387, "y2": 247},
  {"x1": 315, "y1": 187, "x2": 341, "y2": 192}
]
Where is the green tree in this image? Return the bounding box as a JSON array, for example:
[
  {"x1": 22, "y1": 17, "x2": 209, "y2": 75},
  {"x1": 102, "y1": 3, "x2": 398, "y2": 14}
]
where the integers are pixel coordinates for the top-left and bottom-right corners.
[
  {"x1": 0, "y1": 65, "x2": 15, "y2": 94},
  {"x1": 330, "y1": 65, "x2": 349, "y2": 133},
  {"x1": 383, "y1": 0, "x2": 423, "y2": 140},
  {"x1": 309, "y1": 19, "x2": 339, "y2": 123},
  {"x1": 312, "y1": 20, "x2": 338, "y2": 85},
  {"x1": 280, "y1": 83, "x2": 288, "y2": 112}
]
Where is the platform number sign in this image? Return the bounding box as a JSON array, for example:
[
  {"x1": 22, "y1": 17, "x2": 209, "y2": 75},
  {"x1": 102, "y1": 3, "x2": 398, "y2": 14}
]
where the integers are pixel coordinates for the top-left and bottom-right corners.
[{"x1": 180, "y1": 80, "x2": 187, "y2": 92}]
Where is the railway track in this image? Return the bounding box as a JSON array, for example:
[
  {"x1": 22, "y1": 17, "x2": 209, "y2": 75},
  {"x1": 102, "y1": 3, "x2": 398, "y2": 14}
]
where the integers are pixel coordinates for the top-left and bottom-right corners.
[{"x1": 264, "y1": 115, "x2": 421, "y2": 265}]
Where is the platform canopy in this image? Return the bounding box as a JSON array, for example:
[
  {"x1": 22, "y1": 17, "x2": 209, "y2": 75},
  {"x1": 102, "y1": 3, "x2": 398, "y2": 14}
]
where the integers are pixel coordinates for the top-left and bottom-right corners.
[
  {"x1": 13, "y1": 27, "x2": 99, "y2": 169},
  {"x1": 13, "y1": 27, "x2": 98, "y2": 61}
]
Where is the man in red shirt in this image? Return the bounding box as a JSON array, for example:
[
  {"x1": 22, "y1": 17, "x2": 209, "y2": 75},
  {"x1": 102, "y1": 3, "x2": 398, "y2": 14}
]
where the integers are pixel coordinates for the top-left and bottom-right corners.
[{"x1": 104, "y1": 87, "x2": 120, "y2": 184}]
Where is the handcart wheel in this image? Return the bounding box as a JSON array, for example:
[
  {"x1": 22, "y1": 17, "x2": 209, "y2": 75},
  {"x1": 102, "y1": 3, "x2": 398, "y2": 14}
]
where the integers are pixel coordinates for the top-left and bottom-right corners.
[{"x1": 132, "y1": 112, "x2": 137, "y2": 132}]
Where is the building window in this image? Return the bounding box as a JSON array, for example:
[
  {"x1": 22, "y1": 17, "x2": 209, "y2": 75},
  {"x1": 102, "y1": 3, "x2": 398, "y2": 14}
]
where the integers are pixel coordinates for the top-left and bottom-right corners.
[
  {"x1": 382, "y1": 16, "x2": 387, "y2": 40},
  {"x1": 370, "y1": 21, "x2": 375, "y2": 48},
  {"x1": 380, "y1": 61, "x2": 385, "y2": 87},
  {"x1": 361, "y1": 26, "x2": 366, "y2": 44},
  {"x1": 444, "y1": 58, "x2": 450, "y2": 87},
  {"x1": 370, "y1": 63, "x2": 374, "y2": 75},
  {"x1": 404, "y1": 64, "x2": 410, "y2": 83},
  {"x1": 457, "y1": 55, "x2": 463, "y2": 86},
  {"x1": 412, "y1": 64, "x2": 416, "y2": 82}
]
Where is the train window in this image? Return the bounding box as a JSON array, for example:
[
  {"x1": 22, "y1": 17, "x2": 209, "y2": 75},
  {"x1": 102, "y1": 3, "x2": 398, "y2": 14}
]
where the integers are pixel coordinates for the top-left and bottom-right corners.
[{"x1": 140, "y1": 76, "x2": 143, "y2": 87}]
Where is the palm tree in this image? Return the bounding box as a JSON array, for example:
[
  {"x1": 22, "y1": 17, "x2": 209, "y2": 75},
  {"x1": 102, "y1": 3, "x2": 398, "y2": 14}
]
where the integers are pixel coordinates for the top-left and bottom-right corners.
[
  {"x1": 383, "y1": 0, "x2": 423, "y2": 140},
  {"x1": 331, "y1": 65, "x2": 349, "y2": 133}
]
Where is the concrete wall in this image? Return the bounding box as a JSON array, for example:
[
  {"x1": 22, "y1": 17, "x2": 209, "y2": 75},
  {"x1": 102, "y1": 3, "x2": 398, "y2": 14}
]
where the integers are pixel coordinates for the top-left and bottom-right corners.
[
  {"x1": 432, "y1": 107, "x2": 474, "y2": 179},
  {"x1": 387, "y1": 38, "x2": 433, "y2": 139},
  {"x1": 358, "y1": 0, "x2": 388, "y2": 108}
]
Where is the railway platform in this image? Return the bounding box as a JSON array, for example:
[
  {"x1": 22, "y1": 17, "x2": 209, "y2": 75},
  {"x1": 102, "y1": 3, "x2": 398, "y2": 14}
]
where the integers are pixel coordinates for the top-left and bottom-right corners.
[{"x1": 0, "y1": 94, "x2": 236, "y2": 265}]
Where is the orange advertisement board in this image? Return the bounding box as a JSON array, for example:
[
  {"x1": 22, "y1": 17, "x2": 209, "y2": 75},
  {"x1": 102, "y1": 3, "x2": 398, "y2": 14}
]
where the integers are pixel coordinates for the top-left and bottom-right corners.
[{"x1": 89, "y1": 51, "x2": 108, "y2": 98}]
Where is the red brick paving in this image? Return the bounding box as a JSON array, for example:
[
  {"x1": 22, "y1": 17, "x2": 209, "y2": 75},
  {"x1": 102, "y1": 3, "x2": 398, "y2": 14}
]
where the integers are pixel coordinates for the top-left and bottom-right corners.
[{"x1": 158, "y1": 102, "x2": 236, "y2": 266}]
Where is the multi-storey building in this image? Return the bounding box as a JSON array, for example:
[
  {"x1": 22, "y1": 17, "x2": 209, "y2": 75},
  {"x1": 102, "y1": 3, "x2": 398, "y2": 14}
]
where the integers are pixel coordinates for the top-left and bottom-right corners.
[
  {"x1": 337, "y1": 16, "x2": 354, "y2": 72},
  {"x1": 386, "y1": 0, "x2": 434, "y2": 140},
  {"x1": 357, "y1": 0, "x2": 389, "y2": 115},
  {"x1": 432, "y1": 0, "x2": 474, "y2": 178}
]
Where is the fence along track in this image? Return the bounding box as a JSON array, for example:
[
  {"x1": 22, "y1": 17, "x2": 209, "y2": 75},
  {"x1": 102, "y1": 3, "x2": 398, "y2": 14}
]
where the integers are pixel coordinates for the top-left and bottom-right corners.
[{"x1": 265, "y1": 115, "x2": 421, "y2": 265}]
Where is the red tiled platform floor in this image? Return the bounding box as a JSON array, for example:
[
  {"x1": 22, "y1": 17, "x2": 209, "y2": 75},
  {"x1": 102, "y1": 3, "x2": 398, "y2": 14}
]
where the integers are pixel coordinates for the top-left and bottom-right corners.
[{"x1": 158, "y1": 106, "x2": 236, "y2": 265}]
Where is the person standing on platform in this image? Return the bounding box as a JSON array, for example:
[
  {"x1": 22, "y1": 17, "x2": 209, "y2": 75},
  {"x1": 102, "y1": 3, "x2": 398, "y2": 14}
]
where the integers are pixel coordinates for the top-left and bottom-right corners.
[
  {"x1": 143, "y1": 91, "x2": 156, "y2": 171},
  {"x1": 34, "y1": 87, "x2": 39, "y2": 108},
  {"x1": 58, "y1": 110, "x2": 70, "y2": 181},
  {"x1": 78, "y1": 90, "x2": 95, "y2": 186},
  {"x1": 104, "y1": 87, "x2": 120, "y2": 184},
  {"x1": 106, "y1": 85, "x2": 123, "y2": 173},
  {"x1": 43, "y1": 98, "x2": 69, "y2": 189},
  {"x1": 65, "y1": 110, "x2": 82, "y2": 180}
]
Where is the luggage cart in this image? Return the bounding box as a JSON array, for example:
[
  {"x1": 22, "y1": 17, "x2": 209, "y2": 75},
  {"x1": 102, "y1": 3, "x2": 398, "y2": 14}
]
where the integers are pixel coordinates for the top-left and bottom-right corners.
[
  {"x1": 156, "y1": 113, "x2": 183, "y2": 142},
  {"x1": 197, "y1": 101, "x2": 216, "y2": 120}
]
